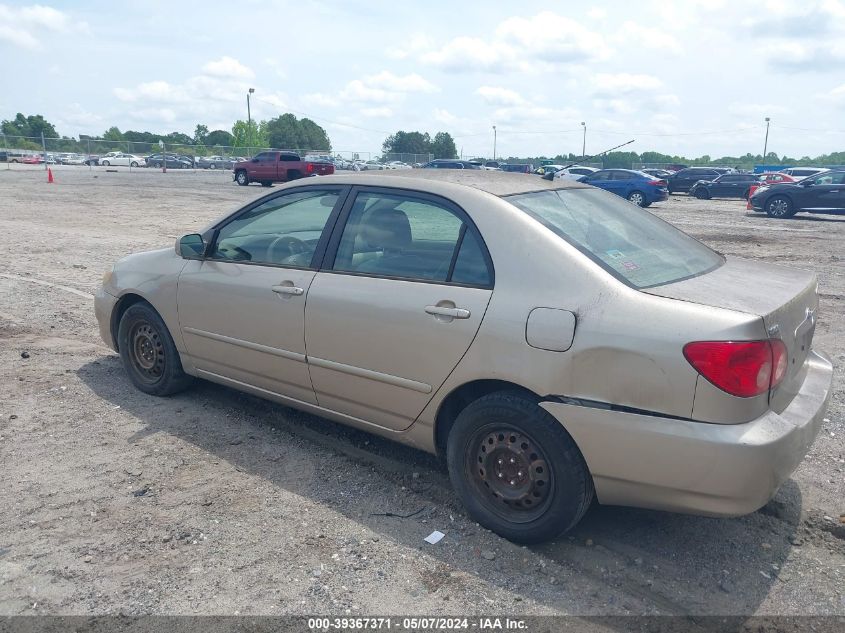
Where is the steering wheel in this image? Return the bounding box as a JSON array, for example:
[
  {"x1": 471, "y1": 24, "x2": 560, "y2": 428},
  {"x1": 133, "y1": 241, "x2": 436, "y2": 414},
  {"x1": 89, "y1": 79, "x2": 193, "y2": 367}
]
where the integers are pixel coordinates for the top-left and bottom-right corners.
[
  {"x1": 216, "y1": 244, "x2": 252, "y2": 261},
  {"x1": 266, "y1": 235, "x2": 308, "y2": 263}
]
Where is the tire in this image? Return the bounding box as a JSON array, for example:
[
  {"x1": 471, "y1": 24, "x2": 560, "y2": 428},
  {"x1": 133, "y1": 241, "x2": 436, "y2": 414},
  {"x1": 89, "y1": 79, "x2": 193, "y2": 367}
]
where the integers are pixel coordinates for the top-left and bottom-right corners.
[
  {"x1": 130, "y1": 161, "x2": 138, "y2": 168},
  {"x1": 117, "y1": 302, "x2": 193, "y2": 396},
  {"x1": 209, "y1": 163, "x2": 216, "y2": 170},
  {"x1": 627, "y1": 190, "x2": 647, "y2": 207},
  {"x1": 101, "y1": 160, "x2": 110, "y2": 166},
  {"x1": 235, "y1": 170, "x2": 249, "y2": 186},
  {"x1": 765, "y1": 195, "x2": 796, "y2": 218},
  {"x1": 743, "y1": 188, "x2": 751, "y2": 200},
  {"x1": 446, "y1": 391, "x2": 594, "y2": 543},
  {"x1": 261, "y1": 180, "x2": 272, "y2": 187},
  {"x1": 694, "y1": 188, "x2": 710, "y2": 200}
]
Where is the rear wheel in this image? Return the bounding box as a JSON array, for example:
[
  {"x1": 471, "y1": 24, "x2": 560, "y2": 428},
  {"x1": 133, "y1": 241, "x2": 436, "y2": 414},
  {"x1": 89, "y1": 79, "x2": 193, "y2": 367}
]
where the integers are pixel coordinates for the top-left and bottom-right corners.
[
  {"x1": 117, "y1": 303, "x2": 193, "y2": 396},
  {"x1": 101, "y1": 160, "x2": 110, "y2": 166},
  {"x1": 627, "y1": 190, "x2": 646, "y2": 207},
  {"x1": 446, "y1": 391, "x2": 594, "y2": 543},
  {"x1": 235, "y1": 170, "x2": 249, "y2": 186},
  {"x1": 261, "y1": 180, "x2": 272, "y2": 187},
  {"x1": 765, "y1": 195, "x2": 796, "y2": 218},
  {"x1": 209, "y1": 163, "x2": 216, "y2": 170}
]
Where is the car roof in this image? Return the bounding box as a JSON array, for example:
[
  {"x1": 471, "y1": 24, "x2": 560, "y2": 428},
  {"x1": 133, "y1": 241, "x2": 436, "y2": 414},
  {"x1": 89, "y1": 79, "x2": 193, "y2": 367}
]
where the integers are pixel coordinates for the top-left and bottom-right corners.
[{"x1": 301, "y1": 169, "x2": 591, "y2": 197}]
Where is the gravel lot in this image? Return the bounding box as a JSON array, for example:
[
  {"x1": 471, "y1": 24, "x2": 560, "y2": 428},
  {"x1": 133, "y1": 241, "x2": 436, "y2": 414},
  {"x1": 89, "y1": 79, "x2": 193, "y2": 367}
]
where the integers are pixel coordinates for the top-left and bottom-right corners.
[{"x1": 0, "y1": 165, "x2": 843, "y2": 617}]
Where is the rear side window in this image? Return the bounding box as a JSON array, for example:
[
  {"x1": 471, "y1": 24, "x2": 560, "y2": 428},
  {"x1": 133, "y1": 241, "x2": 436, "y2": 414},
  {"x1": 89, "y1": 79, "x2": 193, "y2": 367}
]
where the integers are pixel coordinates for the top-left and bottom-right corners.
[
  {"x1": 505, "y1": 188, "x2": 723, "y2": 289},
  {"x1": 331, "y1": 191, "x2": 492, "y2": 286}
]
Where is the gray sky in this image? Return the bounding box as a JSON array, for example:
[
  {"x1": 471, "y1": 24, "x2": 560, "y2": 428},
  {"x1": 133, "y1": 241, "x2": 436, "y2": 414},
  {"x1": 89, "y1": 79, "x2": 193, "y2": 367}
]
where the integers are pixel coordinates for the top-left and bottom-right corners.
[{"x1": 1, "y1": 0, "x2": 844, "y2": 158}]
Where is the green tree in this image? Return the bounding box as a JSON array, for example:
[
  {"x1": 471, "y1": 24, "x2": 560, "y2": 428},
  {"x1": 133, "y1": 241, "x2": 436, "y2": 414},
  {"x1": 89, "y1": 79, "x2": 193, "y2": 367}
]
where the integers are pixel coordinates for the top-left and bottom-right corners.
[
  {"x1": 430, "y1": 132, "x2": 457, "y2": 159},
  {"x1": 298, "y1": 117, "x2": 331, "y2": 151},
  {"x1": 102, "y1": 126, "x2": 124, "y2": 142},
  {"x1": 165, "y1": 131, "x2": 193, "y2": 145},
  {"x1": 205, "y1": 129, "x2": 235, "y2": 147},
  {"x1": 382, "y1": 131, "x2": 431, "y2": 156},
  {"x1": 2, "y1": 113, "x2": 59, "y2": 140},
  {"x1": 262, "y1": 113, "x2": 303, "y2": 149},
  {"x1": 232, "y1": 119, "x2": 267, "y2": 149},
  {"x1": 193, "y1": 124, "x2": 209, "y2": 146}
]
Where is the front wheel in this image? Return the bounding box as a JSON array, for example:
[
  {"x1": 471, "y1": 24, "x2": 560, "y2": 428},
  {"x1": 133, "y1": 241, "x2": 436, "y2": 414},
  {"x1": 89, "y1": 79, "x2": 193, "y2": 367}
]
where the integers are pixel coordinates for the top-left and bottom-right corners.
[
  {"x1": 627, "y1": 190, "x2": 646, "y2": 206},
  {"x1": 101, "y1": 160, "x2": 110, "y2": 166},
  {"x1": 694, "y1": 188, "x2": 710, "y2": 200},
  {"x1": 209, "y1": 163, "x2": 216, "y2": 170},
  {"x1": 261, "y1": 180, "x2": 272, "y2": 187},
  {"x1": 765, "y1": 195, "x2": 796, "y2": 218},
  {"x1": 117, "y1": 303, "x2": 193, "y2": 396},
  {"x1": 446, "y1": 391, "x2": 594, "y2": 543},
  {"x1": 130, "y1": 161, "x2": 138, "y2": 168},
  {"x1": 235, "y1": 170, "x2": 249, "y2": 186}
]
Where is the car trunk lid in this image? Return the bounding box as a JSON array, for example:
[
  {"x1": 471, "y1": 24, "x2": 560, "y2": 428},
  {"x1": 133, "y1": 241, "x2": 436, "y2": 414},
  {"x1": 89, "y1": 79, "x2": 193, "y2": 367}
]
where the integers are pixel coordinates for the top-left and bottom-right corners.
[{"x1": 645, "y1": 257, "x2": 818, "y2": 410}]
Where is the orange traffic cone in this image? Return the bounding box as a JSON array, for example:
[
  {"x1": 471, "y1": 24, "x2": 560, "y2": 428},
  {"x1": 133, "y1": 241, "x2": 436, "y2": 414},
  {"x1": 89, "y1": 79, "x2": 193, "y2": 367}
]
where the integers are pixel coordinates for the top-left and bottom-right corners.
[{"x1": 47, "y1": 168, "x2": 54, "y2": 183}]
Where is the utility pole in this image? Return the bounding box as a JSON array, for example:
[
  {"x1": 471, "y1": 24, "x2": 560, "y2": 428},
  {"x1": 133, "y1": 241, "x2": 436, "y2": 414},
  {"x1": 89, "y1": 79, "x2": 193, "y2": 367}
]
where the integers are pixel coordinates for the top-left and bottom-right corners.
[
  {"x1": 763, "y1": 117, "x2": 770, "y2": 159},
  {"x1": 492, "y1": 125, "x2": 497, "y2": 160},
  {"x1": 247, "y1": 88, "x2": 255, "y2": 140},
  {"x1": 581, "y1": 121, "x2": 586, "y2": 158}
]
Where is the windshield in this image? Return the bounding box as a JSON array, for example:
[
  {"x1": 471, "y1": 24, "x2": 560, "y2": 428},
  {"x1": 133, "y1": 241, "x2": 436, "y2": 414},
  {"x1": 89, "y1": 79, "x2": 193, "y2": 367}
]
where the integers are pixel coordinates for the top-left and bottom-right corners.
[{"x1": 505, "y1": 188, "x2": 724, "y2": 289}]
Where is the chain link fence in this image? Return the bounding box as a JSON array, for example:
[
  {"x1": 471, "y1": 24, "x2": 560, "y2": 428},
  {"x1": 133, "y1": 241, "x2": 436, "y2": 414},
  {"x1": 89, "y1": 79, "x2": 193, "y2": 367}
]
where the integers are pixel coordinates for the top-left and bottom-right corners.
[{"x1": 0, "y1": 134, "x2": 374, "y2": 173}]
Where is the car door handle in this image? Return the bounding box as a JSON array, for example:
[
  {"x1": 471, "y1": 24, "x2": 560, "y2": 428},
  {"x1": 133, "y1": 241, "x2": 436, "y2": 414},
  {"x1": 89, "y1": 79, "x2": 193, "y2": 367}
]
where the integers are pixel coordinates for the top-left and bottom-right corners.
[
  {"x1": 271, "y1": 285, "x2": 304, "y2": 296},
  {"x1": 425, "y1": 305, "x2": 470, "y2": 319}
]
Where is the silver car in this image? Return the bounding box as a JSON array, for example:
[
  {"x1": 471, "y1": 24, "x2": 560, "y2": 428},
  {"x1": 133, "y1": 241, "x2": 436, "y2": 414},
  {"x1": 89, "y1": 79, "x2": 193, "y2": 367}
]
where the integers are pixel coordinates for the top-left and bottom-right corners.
[{"x1": 95, "y1": 171, "x2": 833, "y2": 543}]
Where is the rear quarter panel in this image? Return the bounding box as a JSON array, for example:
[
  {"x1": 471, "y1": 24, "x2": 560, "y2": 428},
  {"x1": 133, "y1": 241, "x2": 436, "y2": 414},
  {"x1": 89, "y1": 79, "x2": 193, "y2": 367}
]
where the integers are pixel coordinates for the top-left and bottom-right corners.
[{"x1": 404, "y1": 190, "x2": 766, "y2": 451}]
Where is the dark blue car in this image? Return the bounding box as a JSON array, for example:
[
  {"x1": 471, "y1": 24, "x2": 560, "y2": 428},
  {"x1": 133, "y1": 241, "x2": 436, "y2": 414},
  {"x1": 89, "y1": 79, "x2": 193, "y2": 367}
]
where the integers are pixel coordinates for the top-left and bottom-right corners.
[{"x1": 578, "y1": 169, "x2": 669, "y2": 207}]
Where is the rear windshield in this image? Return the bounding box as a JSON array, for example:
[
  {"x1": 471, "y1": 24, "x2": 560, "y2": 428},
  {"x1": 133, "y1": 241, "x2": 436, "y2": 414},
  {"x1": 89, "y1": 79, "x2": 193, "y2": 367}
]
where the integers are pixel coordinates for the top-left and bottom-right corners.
[{"x1": 505, "y1": 188, "x2": 724, "y2": 289}]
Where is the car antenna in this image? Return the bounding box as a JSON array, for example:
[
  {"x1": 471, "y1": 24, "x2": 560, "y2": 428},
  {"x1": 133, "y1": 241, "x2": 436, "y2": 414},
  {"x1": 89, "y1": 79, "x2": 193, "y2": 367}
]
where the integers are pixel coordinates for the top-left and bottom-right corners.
[{"x1": 545, "y1": 139, "x2": 636, "y2": 180}]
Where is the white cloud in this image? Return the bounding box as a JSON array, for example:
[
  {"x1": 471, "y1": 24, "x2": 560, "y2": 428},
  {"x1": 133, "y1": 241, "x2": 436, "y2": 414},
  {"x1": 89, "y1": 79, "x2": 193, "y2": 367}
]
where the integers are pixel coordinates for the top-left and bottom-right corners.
[
  {"x1": 364, "y1": 71, "x2": 438, "y2": 93},
  {"x1": 420, "y1": 11, "x2": 610, "y2": 73},
  {"x1": 475, "y1": 86, "x2": 528, "y2": 107},
  {"x1": 202, "y1": 56, "x2": 255, "y2": 80},
  {"x1": 315, "y1": 71, "x2": 439, "y2": 106},
  {"x1": 616, "y1": 21, "x2": 681, "y2": 52},
  {"x1": 432, "y1": 108, "x2": 458, "y2": 124},
  {"x1": 385, "y1": 33, "x2": 433, "y2": 60},
  {"x1": 591, "y1": 73, "x2": 664, "y2": 96},
  {"x1": 360, "y1": 107, "x2": 393, "y2": 118},
  {"x1": 112, "y1": 58, "x2": 286, "y2": 131},
  {"x1": 0, "y1": 3, "x2": 86, "y2": 50},
  {"x1": 727, "y1": 102, "x2": 788, "y2": 117}
]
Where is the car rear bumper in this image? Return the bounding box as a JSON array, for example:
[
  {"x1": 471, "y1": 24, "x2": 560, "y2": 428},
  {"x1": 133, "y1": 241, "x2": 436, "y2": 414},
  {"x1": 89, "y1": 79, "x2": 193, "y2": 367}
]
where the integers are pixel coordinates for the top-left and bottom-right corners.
[
  {"x1": 94, "y1": 287, "x2": 118, "y2": 352},
  {"x1": 540, "y1": 350, "x2": 833, "y2": 517}
]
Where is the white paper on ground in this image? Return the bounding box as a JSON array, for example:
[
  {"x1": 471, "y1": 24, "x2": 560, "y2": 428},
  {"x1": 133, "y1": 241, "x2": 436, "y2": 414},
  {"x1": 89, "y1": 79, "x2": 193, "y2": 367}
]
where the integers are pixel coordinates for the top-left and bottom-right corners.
[{"x1": 424, "y1": 530, "x2": 445, "y2": 544}]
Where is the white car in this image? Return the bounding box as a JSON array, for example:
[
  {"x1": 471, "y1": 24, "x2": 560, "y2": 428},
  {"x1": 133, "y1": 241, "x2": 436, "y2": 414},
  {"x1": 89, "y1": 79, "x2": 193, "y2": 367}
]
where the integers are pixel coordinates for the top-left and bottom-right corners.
[
  {"x1": 363, "y1": 161, "x2": 387, "y2": 171},
  {"x1": 386, "y1": 161, "x2": 412, "y2": 170},
  {"x1": 100, "y1": 153, "x2": 146, "y2": 168},
  {"x1": 554, "y1": 165, "x2": 600, "y2": 181}
]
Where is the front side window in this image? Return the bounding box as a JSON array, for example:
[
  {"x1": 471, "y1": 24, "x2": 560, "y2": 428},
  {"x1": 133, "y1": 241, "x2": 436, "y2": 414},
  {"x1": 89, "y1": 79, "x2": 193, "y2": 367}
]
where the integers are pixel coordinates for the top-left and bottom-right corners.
[
  {"x1": 808, "y1": 172, "x2": 845, "y2": 185},
  {"x1": 331, "y1": 191, "x2": 491, "y2": 285},
  {"x1": 211, "y1": 190, "x2": 340, "y2": 266},
  {"x1": 506, "y1": 188, "x2": 723, "y2": 289}
]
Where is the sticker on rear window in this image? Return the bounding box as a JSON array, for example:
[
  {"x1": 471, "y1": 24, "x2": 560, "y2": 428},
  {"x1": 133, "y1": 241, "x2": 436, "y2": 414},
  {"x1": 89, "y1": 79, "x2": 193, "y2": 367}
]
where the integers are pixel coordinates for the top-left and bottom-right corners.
[
  {"x1": 606, "y1": 250, "x2": 625, "y2": 259},
  {"x1": 622, "y1": 261, "x2": 641, "y2": 271}
]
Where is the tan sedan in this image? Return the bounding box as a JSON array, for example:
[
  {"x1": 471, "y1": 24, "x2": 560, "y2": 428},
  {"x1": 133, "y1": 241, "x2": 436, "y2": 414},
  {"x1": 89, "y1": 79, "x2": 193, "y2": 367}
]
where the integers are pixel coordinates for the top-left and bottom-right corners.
[{"x1": 95, "y1": 171, "x2": 833, "y2": 543}]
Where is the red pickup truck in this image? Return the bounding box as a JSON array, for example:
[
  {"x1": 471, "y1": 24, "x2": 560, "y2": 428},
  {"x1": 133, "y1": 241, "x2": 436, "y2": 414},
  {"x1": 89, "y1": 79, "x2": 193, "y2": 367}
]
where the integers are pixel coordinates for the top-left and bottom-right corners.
[{"x1": 233, "y1": 151, "x2": 334, "y2": 186}]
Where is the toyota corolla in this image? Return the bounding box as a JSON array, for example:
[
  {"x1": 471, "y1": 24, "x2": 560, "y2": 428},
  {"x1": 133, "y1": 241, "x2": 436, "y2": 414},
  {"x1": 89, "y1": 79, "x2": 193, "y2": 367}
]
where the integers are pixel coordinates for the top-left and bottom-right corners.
[{"x1": 95, "y1": 171, "x2": 833, "y2": 543}]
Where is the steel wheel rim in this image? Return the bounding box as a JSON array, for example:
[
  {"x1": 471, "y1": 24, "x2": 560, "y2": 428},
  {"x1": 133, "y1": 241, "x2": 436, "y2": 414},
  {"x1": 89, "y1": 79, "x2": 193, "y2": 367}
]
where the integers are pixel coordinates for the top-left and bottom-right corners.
[
  {"x1": 466, "y1": 424, "x2": 554, "y2": 523},
  {"x1": 129, "y1": 321, "x2": 165, "y2": 383},
  {"x1": 768, "y1": 198, "x2": 788, "y2": 216},
  {"x1": 630, "y1": 192, "x2": 644, "y2": 205}
]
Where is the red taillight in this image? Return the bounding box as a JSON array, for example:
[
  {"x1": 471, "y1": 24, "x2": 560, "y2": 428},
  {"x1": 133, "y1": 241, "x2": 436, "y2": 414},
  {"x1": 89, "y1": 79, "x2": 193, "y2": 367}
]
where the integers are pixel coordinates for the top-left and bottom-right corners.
[
  {"x1": 306, "y1": 163, "x2": 314, "y2": 173},
  {"x1": 648, "y1": 180, "x2": 667, "y2": 186},
  {"x1": 683, "y1": 340, "x2": 788, "y2": 398}
]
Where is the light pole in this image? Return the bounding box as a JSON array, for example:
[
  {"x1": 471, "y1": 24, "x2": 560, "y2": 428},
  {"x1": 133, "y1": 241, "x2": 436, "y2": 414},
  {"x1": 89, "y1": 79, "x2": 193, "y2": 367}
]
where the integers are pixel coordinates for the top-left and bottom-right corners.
[
  {"x1": 763, "y1": 117, "x2": 770, "y2": 159},
  {"x1": 492, "y1": 125, "x2": 497, "y2": 160},
  {"x1": 581, "y1": 121, "x2": 586, "y2": 158},
  {"x1": 247, "y1": 87, "x2": 255, "y2": 152}
]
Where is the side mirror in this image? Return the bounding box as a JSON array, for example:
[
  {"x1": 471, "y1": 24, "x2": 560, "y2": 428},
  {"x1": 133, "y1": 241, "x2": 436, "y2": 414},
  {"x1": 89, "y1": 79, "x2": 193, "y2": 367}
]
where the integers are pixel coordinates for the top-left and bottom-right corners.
[{"x1": 177, "y1": 233, "x2": 205, "y2": 259}]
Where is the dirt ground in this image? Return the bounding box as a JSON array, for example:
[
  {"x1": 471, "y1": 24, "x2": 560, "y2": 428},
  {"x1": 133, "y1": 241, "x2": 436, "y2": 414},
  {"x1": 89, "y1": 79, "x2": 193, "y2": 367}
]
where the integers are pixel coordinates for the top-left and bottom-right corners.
[{"x1": 0, "y1": 165, "x2": 843, "y2": 617}]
